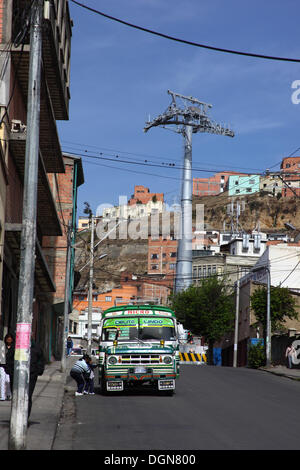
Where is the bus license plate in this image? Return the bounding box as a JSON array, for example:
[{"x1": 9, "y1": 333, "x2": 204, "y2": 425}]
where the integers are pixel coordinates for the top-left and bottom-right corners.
[{"x1": 135, "y1": 366, "x2": 146, "y2": 374}]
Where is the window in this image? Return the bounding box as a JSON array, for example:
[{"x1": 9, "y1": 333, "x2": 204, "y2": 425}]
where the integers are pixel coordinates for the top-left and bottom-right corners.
[
  {"x1": 151, "y1": 264, "x2": 159, "y2": 270},
  {"x1": 203, "y1": 266, "x2": 207, "y2": 277},
  {"x1": 246, "y1": 188, "x2": 252, "y2": 192},
  {"x1": 235, "y1": 180, "x2": 239, "y2": 185},
  {"x1": 249, "y1": 179, "x2": 255, "y2": 184},
  {"x1": 212, "y1": 265, "x2": 216, "y2": 275},
  {"x1": 105, "y1": 296, "x2": 112, "y2": 302},
  {"x1": 193, "y1": 267, "x2": 197, "y2": 278},
  {"x1": 151, "y1": 253, "x2": 159, "y2": 259},
  {"x1": 169, "y1": 263, "x2": 176, "y2": 270},
  {"x1": 207, "y1": 266, "x2": 211, "y2": 277},
  {"x1": 170, "y1": 252, "x2": 177, "y2": 258},
  {"x1": 235, "y1": 189, "x2": 240, "y2": 194},
  {"x1": 286, "y1": 163, "x2": 291, "y2": 168},
  {"x1": 198, "y1": 266, "x2": 202, "y2": 278}
]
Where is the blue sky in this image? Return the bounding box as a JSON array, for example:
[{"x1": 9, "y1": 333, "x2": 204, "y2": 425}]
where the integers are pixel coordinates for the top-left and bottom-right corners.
[{"x1": 58, "y1": 0, "x2": 300, "y2": 217}]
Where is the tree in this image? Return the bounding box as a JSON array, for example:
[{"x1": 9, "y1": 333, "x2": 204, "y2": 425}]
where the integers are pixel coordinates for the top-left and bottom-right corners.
[
  {"x1": 170, "y1": 276, "x2": 235, "y2": 364},
  {"x1": 250, "y1": 285, "x2": 298, "y2": 334},
  {"x1": 83, "y1": 201, "x2": 92, "y2": 218}
]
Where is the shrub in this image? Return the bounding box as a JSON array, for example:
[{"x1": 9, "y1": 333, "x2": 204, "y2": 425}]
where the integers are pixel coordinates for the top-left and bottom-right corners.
[{"x1": 248, "y1": 342, "x2": 266, "y2": 369}]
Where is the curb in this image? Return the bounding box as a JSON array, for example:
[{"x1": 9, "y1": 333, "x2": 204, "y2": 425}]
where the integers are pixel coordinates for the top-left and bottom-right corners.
[{"x1": 259, "y1": 367, "x2": 300, "y2": 381}]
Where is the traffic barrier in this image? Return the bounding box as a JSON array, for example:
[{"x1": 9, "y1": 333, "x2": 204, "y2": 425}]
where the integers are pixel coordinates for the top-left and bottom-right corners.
[{"x1": 179, "y1": 352, "x2": 207, "y2": 364}]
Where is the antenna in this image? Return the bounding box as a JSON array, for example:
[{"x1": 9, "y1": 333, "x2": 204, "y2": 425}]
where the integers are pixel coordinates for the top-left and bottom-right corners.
[{"x1": 144, "y1": 90, "x2": 234, "y2": 292}]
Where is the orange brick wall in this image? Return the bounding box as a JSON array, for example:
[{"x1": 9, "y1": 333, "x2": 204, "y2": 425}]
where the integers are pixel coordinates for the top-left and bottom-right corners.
[
  {"x1": 42, "y1": 159, "x2": 75, "y2": 302},
  {"x1": 73, "y1": 284, "x2": 139, "y2": 313},
  {"x1": 128, "y1": 185, "x2": 164, "y2": 206},
  {"x1": 148, "y1": 236, "x2": 177, "y2": 279}
]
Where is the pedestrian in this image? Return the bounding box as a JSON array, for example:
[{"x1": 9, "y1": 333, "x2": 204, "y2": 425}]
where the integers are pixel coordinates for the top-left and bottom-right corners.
[
  {"x1": 0, "y1": 337, "x2": 11, "y2": 401},
  {"x1": 83, "y1": 357, "x2": 98, "y2": 395},
  {"x1": 285, "y1": 343, "x2": 296, "y2": 369},
  {"x1": 66, "y1": 336, "x2": 73, "y2": 357},
  {"x1": 4, "y1": 333, "x2": 15, "y2": 397},
  {"x1": 28, "y1": 337, "x2": 45, "y2": 418},
  {"x1": 4, "y1": 333, "x2": 45, "y2": 418},
  {"x1": 70, "y1": 354, "x2": 91, "y2": 396}
]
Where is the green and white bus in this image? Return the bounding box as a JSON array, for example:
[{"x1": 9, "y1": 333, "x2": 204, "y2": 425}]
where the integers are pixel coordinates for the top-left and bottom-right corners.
[{"x1": 98, "y1": 305, "x2": 180, "y2": 394}]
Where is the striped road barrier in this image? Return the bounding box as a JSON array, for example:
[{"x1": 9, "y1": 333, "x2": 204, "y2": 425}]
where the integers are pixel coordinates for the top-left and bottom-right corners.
[{"x1": 179, "y1": 352, "x2": 207, "y2": 364}]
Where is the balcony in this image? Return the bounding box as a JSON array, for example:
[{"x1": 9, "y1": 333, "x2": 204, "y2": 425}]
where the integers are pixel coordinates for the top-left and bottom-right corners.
[
  {"x1": 9, "y1": 129, "x2": 62, "y2": 237},
  {"x1": 11, "y1": 0, "x2": 72, "y2": 120},
  {"x1": 5, "y1": 223, "x2": 56, "y2": 293}
]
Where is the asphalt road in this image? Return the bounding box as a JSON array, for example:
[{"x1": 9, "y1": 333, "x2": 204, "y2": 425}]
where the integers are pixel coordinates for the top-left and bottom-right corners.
[{"x1": 53, "y1": 365, "x2": 300, "y2": 450}]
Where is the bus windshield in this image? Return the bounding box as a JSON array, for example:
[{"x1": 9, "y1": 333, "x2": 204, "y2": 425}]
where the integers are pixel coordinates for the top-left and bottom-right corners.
[{"x1": 102, "y1": 316, "x2": 176, "y2": 342}]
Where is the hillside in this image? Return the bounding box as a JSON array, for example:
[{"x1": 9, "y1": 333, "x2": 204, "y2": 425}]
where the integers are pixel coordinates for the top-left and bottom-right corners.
[
  {"x1": 75, "y1": 192, "x2": 300, "y2": 292},
  {"x1": 193, "y1": 191, "x2": 300, "y2": 232}
]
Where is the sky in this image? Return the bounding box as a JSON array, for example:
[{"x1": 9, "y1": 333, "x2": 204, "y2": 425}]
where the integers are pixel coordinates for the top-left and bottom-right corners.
[{"x1": 58, "y1": 0, "x2": 300, "y2": 218}]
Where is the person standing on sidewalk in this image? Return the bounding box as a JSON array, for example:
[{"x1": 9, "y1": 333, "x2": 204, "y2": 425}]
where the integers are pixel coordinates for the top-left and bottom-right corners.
[
  {"x1": 285, "y1": 344, "x2": 296, "y2": 369},
  {"x1": 5, "y1": 333, "x2": 45, "y2": 418},
  {"x1": 70, "y1": 354, "x2": 91, "y2": 396},
  {"x1": 28, "y1": 337, "x2": 45, "y2": 418},
  {"x1": 0, "y1": 337, "x2": 11, "y2": 401},
  {"x1": 66, "y1": 336, "x2": 73, "y2": 357},
  {"x1": 4, "y1": 334, "x2": 14, "y2": 397}
]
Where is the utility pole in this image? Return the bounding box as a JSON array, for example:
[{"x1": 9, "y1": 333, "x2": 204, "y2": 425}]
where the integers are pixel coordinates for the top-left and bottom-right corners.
[
  {"x1": 87, "y1": 215, "x2": 94, "y2": 355},
  {"x1": 144, "y1": 90, "x2": 234, "y2": 292},
  {"x1": 61, "y1": 221, "x2": 73, "y2": 373},
  {"x1": 9, "y1": 0, "x2": 43, "y2": 450},
  {"x1": 233, "y1": 277, "x2": 240, "y2": 367},
  {"x1": 252, "y1": 265, "x2": 271, "y2": 366}
]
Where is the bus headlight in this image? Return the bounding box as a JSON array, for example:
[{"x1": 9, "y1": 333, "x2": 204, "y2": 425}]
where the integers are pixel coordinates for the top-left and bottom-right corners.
[
  {"x1": 163, "y1": 355, "x2": 172, "y2": 364},
  {"x1": 108, "y1": 355, "x2": 118, "y2": 365}
]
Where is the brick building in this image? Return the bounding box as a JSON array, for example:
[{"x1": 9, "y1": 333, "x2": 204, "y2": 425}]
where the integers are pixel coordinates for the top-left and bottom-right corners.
[
  {"x1": 128, "y1": 185, "x2": 163, "y2": 206},
  {"x1": 0, "y1": 1, "x2": 74, "y2": 361},
  {"x1": 280, "y1": 156, "x2": 300, "y2": 197},
  {"x1": 42, "y1": 153, "x2": 84, "y2": 358},
  {"x1": 193, "y1": 172, "x2": 247, "y2": 196},
  {"x1": 148, "y1": 236, "x2": 178, "y2": 279}
]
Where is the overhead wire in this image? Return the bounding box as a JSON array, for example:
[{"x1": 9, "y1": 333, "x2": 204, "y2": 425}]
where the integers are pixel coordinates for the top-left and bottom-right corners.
[{"x1": 69, "y1": 0, "x2": 300, "y2": 63}]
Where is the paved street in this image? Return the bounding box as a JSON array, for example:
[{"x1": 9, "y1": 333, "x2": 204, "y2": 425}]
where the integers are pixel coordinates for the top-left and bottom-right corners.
[{"x1": 53, "y1": 364, "x2": 300, "y2": 450}]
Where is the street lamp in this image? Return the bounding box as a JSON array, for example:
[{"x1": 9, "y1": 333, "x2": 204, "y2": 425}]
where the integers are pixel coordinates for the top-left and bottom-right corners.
[{"x1": 251, "y1": 265, "x2": 271, "y2": 367}]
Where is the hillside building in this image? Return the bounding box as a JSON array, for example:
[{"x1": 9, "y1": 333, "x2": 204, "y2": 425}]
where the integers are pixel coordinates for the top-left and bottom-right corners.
[
  {"x1": 193, "y1": 171, "x2": 247, "y2": 197},
  {"x1": 228, "y1": 175, "x2": 260, "y2": 196},
  {"x1": 280, "y1": 156, "x2": 300, "y2": 197},
  {"x1": 102, "y1": 185, "x2": 164, "y2": 220}
]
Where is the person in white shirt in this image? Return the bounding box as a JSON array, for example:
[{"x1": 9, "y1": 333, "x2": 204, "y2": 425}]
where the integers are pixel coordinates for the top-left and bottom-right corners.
[{"x1": 70, "y1": 355, "x2": 91, "y2": 396}]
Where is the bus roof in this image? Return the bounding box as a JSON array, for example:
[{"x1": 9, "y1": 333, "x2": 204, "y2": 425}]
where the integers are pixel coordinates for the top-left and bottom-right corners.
[{"x1": 102, "y1": 304, "x2": 176, "y2": 318}]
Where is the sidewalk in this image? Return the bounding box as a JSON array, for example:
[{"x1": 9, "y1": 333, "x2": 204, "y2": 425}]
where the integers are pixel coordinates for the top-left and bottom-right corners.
[
  {"x1": 259, "y1": 364, "x2": 300, "y2": 381},
  {"x1": 0, "y1": 358, "x2": 75, "y2": 450}
]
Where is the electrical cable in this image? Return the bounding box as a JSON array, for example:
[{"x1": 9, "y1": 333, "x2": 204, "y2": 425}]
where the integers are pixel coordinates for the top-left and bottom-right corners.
[{"x1": 69, "y1": 0, "x2": 300, "y2": 63}]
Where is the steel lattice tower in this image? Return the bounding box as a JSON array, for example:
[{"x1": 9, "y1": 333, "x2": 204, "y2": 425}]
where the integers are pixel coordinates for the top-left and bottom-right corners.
[{"x1": 144, "y1": 90, "x2": 234, "y2": 292}]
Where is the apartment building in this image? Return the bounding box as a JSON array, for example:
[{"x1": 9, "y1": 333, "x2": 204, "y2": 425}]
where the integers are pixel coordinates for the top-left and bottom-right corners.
[
  {"x1": 193, "y1": 172, "x2": 247, "y2": 197},
  {"x1": 228, "y1": 175, "x2": 260, "y2": 196},
  {"x1": 280, "y1": 156, "x2": 300, "y2": 197},
  {"x1": 103, "y1": 185, "x2": 164, "y2": 220},
  {"x1": 0, "y1": 1, "x2": 73, "y2": 359}
]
